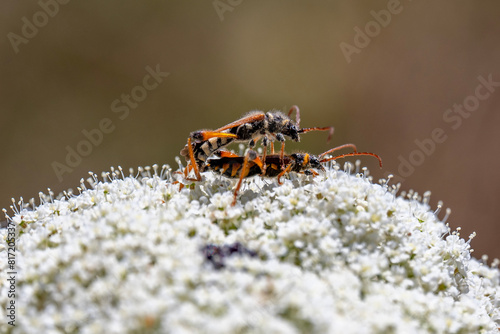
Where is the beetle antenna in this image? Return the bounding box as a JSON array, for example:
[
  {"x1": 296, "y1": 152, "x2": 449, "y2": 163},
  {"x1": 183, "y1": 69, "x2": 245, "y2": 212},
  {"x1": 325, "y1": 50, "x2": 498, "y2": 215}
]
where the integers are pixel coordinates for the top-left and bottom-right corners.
[
  {"x1": 321, "y1": 152, "x2": 382, "y2": 168},
  {"x1": 318, "y1": 143, "x2": 358, "y2": 159}
]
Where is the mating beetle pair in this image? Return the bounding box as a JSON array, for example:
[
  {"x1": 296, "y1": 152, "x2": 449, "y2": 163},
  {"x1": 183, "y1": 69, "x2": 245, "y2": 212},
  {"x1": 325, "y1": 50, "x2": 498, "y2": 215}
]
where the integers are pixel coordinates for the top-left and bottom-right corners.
[{"x1": 179, "y1": 106, "x2": 381, "y2": 205}]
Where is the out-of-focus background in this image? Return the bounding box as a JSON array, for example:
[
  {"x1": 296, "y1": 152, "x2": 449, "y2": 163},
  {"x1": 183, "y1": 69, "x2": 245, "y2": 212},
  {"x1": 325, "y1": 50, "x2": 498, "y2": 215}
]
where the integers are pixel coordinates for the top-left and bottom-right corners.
[{"x1": 1, "y1": 1, "x2": 499, "y2": 259}]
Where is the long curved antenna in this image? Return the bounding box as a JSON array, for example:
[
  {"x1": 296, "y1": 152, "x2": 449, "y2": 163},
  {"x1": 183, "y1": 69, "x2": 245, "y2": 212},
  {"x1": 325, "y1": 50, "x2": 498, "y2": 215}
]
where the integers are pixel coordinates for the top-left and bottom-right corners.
[
  {"x1": 288, "y1": 105, "x2": 300, "y2": 128},
  {"x1": 288, "y1": 105, "x2": 335, "y2": 142},
  {"x1": 318, "y1": 143, "x2": 358, "y2": 159},
  {"x1": 298, "y1": 126, "x2": 335, "y2": 142},
  {"x1": 320, "y1": 152, "x2": 383, "y2": 168}
]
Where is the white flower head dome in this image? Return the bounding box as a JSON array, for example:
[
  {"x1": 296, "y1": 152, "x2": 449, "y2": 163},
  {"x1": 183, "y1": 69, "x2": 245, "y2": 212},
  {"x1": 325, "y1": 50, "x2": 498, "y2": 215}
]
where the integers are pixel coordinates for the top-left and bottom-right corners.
[{"x1": 1, "y1": 162, "x2": 499, "y2": 333}]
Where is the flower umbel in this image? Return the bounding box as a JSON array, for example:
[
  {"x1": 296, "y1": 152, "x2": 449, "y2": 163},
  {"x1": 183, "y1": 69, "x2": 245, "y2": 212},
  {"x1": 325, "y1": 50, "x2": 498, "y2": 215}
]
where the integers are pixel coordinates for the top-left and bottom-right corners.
[{"x1": 1, "y1": 163, "x2": 499, "y2": 333}]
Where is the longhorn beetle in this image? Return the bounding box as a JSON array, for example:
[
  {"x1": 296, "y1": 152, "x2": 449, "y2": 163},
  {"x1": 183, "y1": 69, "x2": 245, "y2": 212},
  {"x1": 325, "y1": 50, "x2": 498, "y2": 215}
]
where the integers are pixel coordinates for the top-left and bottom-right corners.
[
  {"x1": 180, "y1": 106, "x2": 334, "y2": 181},
  {"x1": 205, "y1": 144, "x2": 382, "y2": 206}
]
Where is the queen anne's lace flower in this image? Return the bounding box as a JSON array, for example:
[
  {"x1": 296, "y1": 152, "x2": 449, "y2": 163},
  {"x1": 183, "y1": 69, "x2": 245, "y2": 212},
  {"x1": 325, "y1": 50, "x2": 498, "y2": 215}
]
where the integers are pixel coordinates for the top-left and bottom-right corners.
[{"x1": 1, "y1": 163, "x2": 499, "y2": 333}]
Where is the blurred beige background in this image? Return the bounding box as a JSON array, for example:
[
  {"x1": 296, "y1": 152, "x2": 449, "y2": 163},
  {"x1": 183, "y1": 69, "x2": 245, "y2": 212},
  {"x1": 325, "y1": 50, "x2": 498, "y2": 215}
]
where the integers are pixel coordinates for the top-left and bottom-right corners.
[{"x1": 1, "y1": 1, "x2": 499, "y2": 260}]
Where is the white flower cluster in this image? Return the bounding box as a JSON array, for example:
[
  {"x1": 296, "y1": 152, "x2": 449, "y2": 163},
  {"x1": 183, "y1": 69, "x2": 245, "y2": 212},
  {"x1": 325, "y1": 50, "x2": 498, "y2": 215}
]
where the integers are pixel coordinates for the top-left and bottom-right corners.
[{"x1": 1, "y1": 163, "x2": 499, "y2": 333}]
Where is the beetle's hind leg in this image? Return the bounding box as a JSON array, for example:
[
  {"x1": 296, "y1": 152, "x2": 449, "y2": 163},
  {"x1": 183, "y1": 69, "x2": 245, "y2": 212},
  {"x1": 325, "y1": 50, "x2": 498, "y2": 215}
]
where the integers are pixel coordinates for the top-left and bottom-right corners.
[{"x1": 232, "y1": 150, "x2": 263, "y2": 206}]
